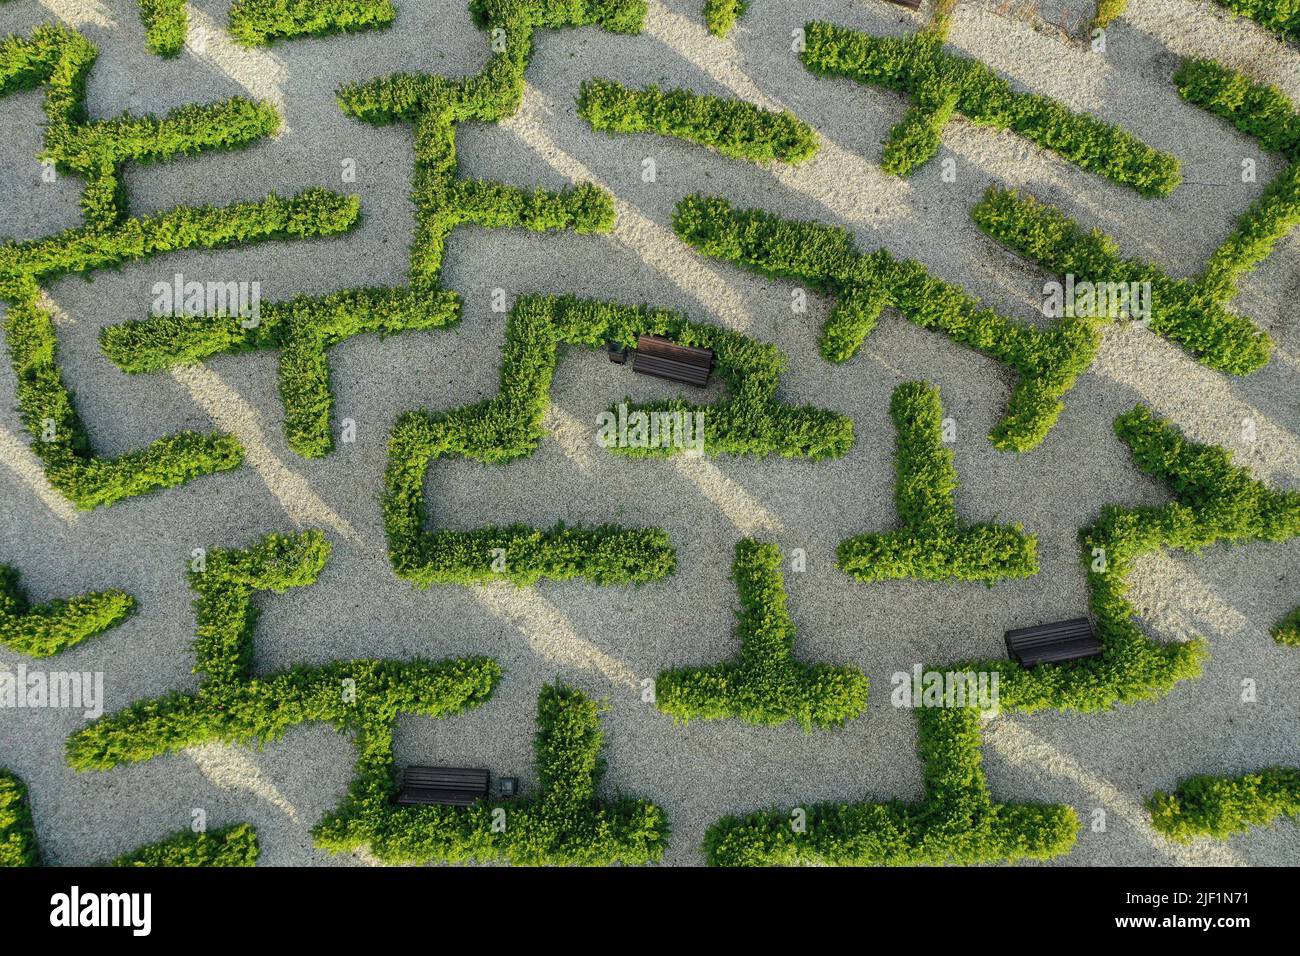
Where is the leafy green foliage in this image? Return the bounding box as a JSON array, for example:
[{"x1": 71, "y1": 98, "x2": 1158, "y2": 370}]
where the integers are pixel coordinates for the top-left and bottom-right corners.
[
  {"x1": 138, "y1": 0, "x2": 188, "y2": 57},
  {"x1": 0, "y1": 770, "x2": 40, "y2": 867},
  {"x1": 704, "y1": 407, "x2": 1299, "y2": 865},
  {"x1": 704, "y1": 0, "x2": 747, "y2": 37},
  {"x1": 673, "y1": 194, "x2": 1103, "y2": 452},
  {"x1": 578, "y1": 78, "x2": 817, "y2": 163},
  {"x1": 1148, "y1": 767, "x2": 1300, "y2": 842},
  {"x1": 1274, "y1": 606, "x2": 1300, "y2": 647},
  {"x1": 656, "y1": 540, "x2": 869, "y2": 731},
  {"x1": 1093, "y1": 0, "x2": 1128, "y2": 28},
  {"x1": 1213, "y1": 0, "x2": 1300, "y2": 41},
  {"x1": 972, "y1": 186, "x2": 1275, "y2": 375},
  {"x1": 316, "y1": 683, "x2": 670, "y2": 865},
  {"x1": 384, "y1": 294, "x2": 851, "y2": 586},
  {"x1": 228, "y1": 0, "x2": 396, "y2": 46},
  {"x1": 109, "y1": 823, "x2": 260, "y2": 866},
  {"x1": 800, "y1": 20, "x2": 1180, "y2": 196},
  {"x1": 0, "y1": 565, "x2": 134, "y2": 657},
  {"x1": 0, "y1": 24, "x2": 360, "y2": 507},
  {"x1": 838, "y1": 382, "x2": 1038, "y2": 582}
]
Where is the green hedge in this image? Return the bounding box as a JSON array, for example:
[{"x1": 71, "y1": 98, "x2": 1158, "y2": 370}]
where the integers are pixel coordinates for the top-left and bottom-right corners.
[
  {"x1": 228, "y1": 0, "x2": 396, "y2": 46},
  {"x1": 0, "y1": 24, "x2": 361, "y2": 508},
  {"x1": 0, "y1": 770, "x2": 40, "y2": 867},
  {"x1": 1274, "y1": 606, "x2": 1300, "y2": 647},
  {"x1": 1213, "y1": 0, "x2": 1300, "y2": 42},
  {"x1": 109, "y1": 823, "x2": 260, "y2": 866},
  {"x1": 672, "y1": 194, "x2": 1103, "y2": 452},
  {"x1": 704, "y1": 0, "x2": 747, "y2": 37},
  {"x1": 1148, "y1": 767, "x2": 1300, "y2": 842},
  {"x1": 704, "y1": 406, "x2": 1298, "y2": 865},
  {"x1": 0, "y1": 565, "x2": 135, "y2": 657},
  {"x1": 385, "y1": 294, "x2": 851, "y2": 586},
  {"x1": 656, "y1": 540, "x2": 869, "y2": 731},
  {"x1": 800, "y1": 21, "x2": 1181, "y2": 196},
  {"x1": 315, "y1": 682, "x2": 670, "y2": 865},
  {"x1": 838, "y1": 382, "x2": 1038, "y2": 582},
  {"x1": 578, "y1": 78, "x2": 817, "y2": 164},
  {"x1": 138, "y1": 0, "x2": 188, "y2": 57},
  {"x1": 971, "y1": 186, "x2": 1274, "y2": 375}
]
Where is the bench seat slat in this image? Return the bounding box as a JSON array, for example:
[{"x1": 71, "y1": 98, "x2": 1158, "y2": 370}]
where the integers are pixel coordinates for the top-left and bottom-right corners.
[{"x1": 1005, "y1": 617, "x2": 1101, "y2": 667}]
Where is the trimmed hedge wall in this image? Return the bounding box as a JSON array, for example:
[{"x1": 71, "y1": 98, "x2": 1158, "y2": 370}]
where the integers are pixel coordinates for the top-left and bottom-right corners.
[
  {"x1": 656, "y1": 540, "x2": 869, "y2": 731},
  {"x1": 229, "y1": 0, "x2": 396, "y2": 47},
  {"x1": 1148, "y1": 767, "x2": 1300, "y2": 842},
  {"x1": 838, "y1": 382, "x2": 1038, "y2": 582},
  {"x1": 799, "y1": 20, "x2": 1181, "y2": 196},
  {"x1": 0, "y1": 24, "x2": 361, "y2": 508},
  {"x1": 704, "y1": 406, "x2": 1299, "y2": 865},
  {"x1": 1213, "y1": 0, "x2": 1300, "y2": 42},
  {"x1": 109, "y1": 823, "x2": 260, "y2": 866},
  {"x1": 384, "y1": 294, "x2": 851, "y2": 587},
  {"x1": 1274, "y1": 606, "x2": 1300, "y2": 647},
  {"x1": 0, "y1": 565, "x2": 135, "y2": 657},
  {"x1": 0, "y1": 769, "x2": 40, "y2": 867},
  {"x1": 577, "y1": 78, "x2": 817, "y2": 164},
  {"x1": 672, "y1": 194, "x2": 1103, "y2": 452}
]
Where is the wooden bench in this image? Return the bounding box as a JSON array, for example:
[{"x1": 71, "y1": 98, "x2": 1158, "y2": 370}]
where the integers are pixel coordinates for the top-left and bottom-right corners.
[
  {"x1": 395, "y1": 766, "x2": 490, "y2": 807},
  {"x1": 1005, "y1": 617, "x2": 1102, "y2": 667},
  {"x1": 631, "y1": 335, "x2": 714, "y2": 387},
  {"x1": 883, "y1": 0, "x2": 924, "y2": 10}
]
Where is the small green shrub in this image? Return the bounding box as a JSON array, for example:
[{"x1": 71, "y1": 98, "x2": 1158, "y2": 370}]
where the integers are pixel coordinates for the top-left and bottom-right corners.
[
  {"x1": 0, "y1": 770, "x2": 40, "y2": 867},
  {"x1": 1148, "y1": 767, "x2": 1300, "y2": 842},
  {"x1": 800, "y1": 20, "x2": 1181, "y2": 196},
  {"x1": 1212, "y1": 0, "x2": 1300, "y2": 42},
  {"x1": 1274, "y1": 606, "x2": 1300, "y2": 647},
  {"x1": 577, "y1": 78, "x2": 817, "y2": 163},
  {"x1": 228, "y1": 0, "x2": 396, "y2": 46},
  {"x1": 838, "y1": 382, "x2": 1038, "y2": 582},
  {"x1": 109, "y1": 823, "x2": 260, "y2": 866},
  {"x1": 384, "y1": 294, "x2": 851, "y2": 587},
  {"x1": 971, "y1": 185, "x2": 1274, "y2": 374},
  {"x1": 656, "y1": 540, "x2": 869, "y2": 731},
  {"x1": 1093, "y1": 0, "x2": 1128, "y2": 28},
  {"x1": 704, "y1": 0, "x2": 747, "y2": 37},
  {"x1": 672, "y1": 194, "x2": 1103, "y2": 452},
  {"x1": 138, "y1": 0, "x2": 188, "y2": 57},
  {"x1": 0, "y1": 565, "x2": 135, "y2": 657}
]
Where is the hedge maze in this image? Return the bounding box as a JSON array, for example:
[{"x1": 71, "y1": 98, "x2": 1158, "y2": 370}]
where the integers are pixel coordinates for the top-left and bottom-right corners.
[{"x1": 3, "y1": 2, "x2": 1297, "y2": 866}]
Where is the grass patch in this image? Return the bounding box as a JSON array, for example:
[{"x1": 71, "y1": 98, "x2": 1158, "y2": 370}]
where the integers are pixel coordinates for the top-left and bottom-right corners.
[
  {"x1": 837, "y1": 382, "x2": 1038, "y2": 583},
  {"x1": 577, "y1": 78, "x2": 817, "y2": 164},
  {"x1": 656, "y1": 540, "x2": 869, "y2": 731},
  {"x1": 800, "y1": 20, "x2": 1181, "y2": 196},
  {"x1": 0, "y1": 565, "x2": 134, "y2": 657},
  {"x1": 672, "y1": 194, "x2": 1104, "y2": 452},
  {"x1": 1149, "y1": 767, "x2": 1300, "y2": 842}
]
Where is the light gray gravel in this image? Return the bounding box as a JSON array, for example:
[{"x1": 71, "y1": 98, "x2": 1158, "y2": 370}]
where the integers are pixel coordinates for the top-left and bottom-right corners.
[{"x1": 0, "y1": 0, "x2": 1297, "y2": 866}]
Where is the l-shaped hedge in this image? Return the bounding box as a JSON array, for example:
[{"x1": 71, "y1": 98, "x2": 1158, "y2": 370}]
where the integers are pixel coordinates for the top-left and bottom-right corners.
[
  {"x1": 66, "y1": 530, "x2": 668, "y2": 866},
  {"x1": 799, "y1": 20, "x2": 1181, "y2": 195},
  {"x1": 656, "y1": 540, "x2": 869, "y2": 731},
  {"x1": 0, "y1": 24, "x2": 360, "y2": 508},
  {"x1": 1148, "y1": 767, "x2": 1300, "y2": 842},
  {"x1": 0, "y1": 564, "x2": 135, "y2": 657},
  {"x1": 837, "y1": 382, "x2": 1038, "y2": 582},
  {"x1": 137, "y1": 0, "x2": 397, "y2": 56},
  {"x1": 704, "y1": 407, "x2": 1300, "y2": 865},
  {"x1": 672, "y1": 194, "x2": 1104, "y2": 452},
  {"x1": 384, "y1": 294, "x2": 852, "y2": 587}
]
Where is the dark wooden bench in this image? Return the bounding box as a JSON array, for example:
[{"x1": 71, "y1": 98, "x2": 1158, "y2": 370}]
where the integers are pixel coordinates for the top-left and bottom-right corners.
[
  {"x1": 1005, "y1": 617, "x2": 1102, "y2": 667},
  {"x1": 884, "y1": 0, "x2": 924, "y2": 10},
  {"x1": 395, "y1": 766, "x2": 490, "y2": 807},
  {"x1": 632, "y1": 335, "x2": 713, "y2": 387}
]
